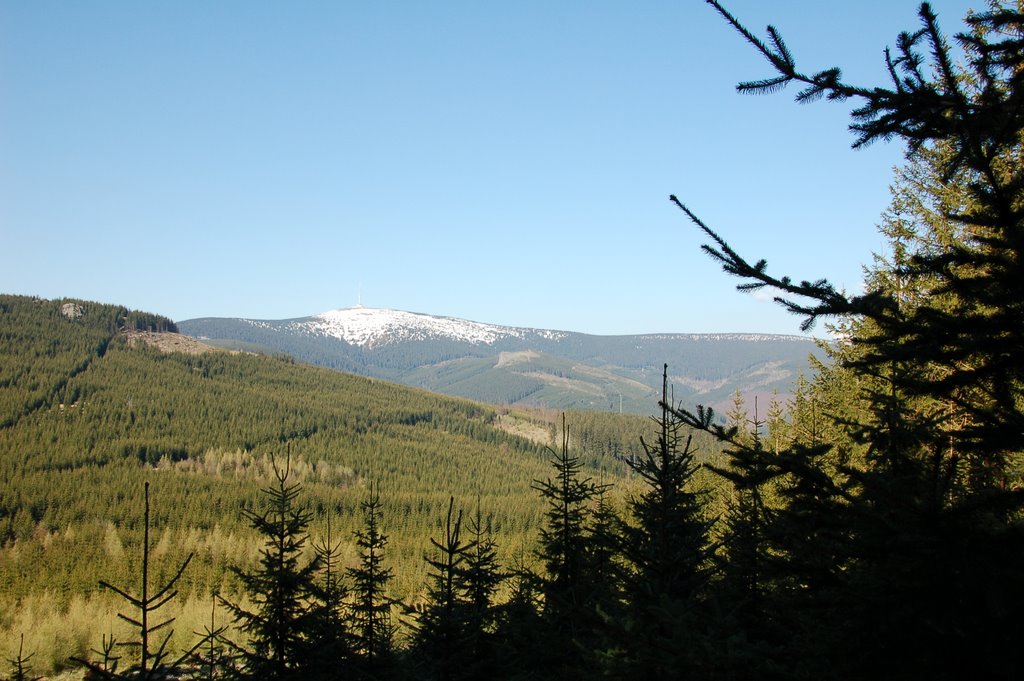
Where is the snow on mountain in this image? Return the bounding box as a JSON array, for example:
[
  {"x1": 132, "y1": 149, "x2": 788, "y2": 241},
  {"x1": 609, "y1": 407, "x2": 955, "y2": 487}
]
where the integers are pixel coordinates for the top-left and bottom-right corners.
[{"x1": 284, "y1": 306, "x2": 567, "y2": 348}]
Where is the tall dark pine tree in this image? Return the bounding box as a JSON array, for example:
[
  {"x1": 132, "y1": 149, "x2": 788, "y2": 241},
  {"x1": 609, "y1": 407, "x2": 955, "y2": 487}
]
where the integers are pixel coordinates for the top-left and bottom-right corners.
[
  {"x1": 221, "y1": 454, "x2": 319, "y2": 681},
  {"x1": 531, "y1": 415, "x2": 607, "y2": 679},
  {"x1": 461, "y1": 499, "x2": 504, "y2": 676},
  {"x1": 410, "y1": 496, "x2": 474, "y2": 681},
  {"x1": 612, "y1": 365, "x2": 714, "y2": 680},
  {"x1": 670, "y1": 3, "x2": 1024, "y2": 678},
  {"x1": 305, "y1": 513, "x2": 352, "y2": 680},
  {"x1": 490, "y1": 549, "x2": 544, "y2": 680},
  {"x1": 347, "y1": 484, "x2": 396, "y2": 678}
]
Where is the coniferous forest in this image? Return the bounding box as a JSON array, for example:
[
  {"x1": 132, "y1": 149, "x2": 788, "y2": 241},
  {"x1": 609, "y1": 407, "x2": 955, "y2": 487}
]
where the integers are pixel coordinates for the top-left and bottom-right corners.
[{"x1": 4, "y1": 2, "x2": 1024, "y2": 679}]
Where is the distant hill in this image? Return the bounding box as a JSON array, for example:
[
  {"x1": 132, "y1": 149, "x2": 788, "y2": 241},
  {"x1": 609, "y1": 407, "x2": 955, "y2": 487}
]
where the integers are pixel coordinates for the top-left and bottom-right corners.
[{"x1": 179, "y1": 306, "x2": 824, "y2": 415}]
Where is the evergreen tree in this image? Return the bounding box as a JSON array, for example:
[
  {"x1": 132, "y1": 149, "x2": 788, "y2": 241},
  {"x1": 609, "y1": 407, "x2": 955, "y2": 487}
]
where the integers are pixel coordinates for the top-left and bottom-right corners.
[
  {"x1": 305, "y1": 514, "x2": 353, "y2": 680},
  {"x1": 72, "y1": 482, "x2": 197, "y2": 680},
  {"x1": 531, "y1": 415, "x2": 608, "y2": 678},
  {"x1": 611, "y1": 365, "x2": 714, "y2": 680},
  {"x1": 670, "y1": 2, "x2": 1024, "y2": 678},
  {"x1": 490, "y1": 550, "x2": 544, "y2": 681},
  {"x1": 5, "y1": 635, "x2": 41, "y2": 681},
  {"x1": 187, "y1": 597, "x2": 237, "y2": 681},
  {"x1": 221, "y1": 454, "x2": 320, "y2": 681},
  {"x1": 461, "y1": 499, "x2": 504, "y2": 668},
  {"x1": 347, "y1": 484, "x2": 397, "y2": 679},
  {"x1": 410, "y1": 497, "x2": 474, "y2": 681}
]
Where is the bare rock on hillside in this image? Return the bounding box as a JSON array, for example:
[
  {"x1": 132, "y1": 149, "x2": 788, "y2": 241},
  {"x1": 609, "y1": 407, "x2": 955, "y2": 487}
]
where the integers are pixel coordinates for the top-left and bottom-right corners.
[{"x1": 61, "y1": 302, "x2": 85, "y2": 320}]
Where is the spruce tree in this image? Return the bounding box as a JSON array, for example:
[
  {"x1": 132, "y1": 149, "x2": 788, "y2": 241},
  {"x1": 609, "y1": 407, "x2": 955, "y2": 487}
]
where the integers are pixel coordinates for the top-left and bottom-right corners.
[
  {"x1": 221, "y1": 454, "x2": 320, "y2": 681},
  {"x1": 188, "y1": 597, "x2": 237, "y2": 681},
  {"x1": 670, "y1": 2, "x2": 1024, "y2": 678},
  {"x1": 347, "y1": 484, "x2": 397, "y2": 678},
  {"x1": 5, "y1": 635, "x2": 41, "y2": 681},
  {"x1": 531, "y1": 415, "x2": 608, "y2": 679},
  {"x1": 305, "y1": 513, "x2": 353, "y2": 680},
  {"x1": 72, "y1": 482, "x2": 197, "y2": 681},
  {"x1": 490, "y1": 550, "x2": 544, "y2": 680},
  {"x1": 461, "y1": 500, "x2": 504, "y2": 677},
  {"x1": 611, "y1": 365, "x2": 714, "y2": 680},
  {"x1": 410, "y1": 496, "x2": 474, "y2": 681}
]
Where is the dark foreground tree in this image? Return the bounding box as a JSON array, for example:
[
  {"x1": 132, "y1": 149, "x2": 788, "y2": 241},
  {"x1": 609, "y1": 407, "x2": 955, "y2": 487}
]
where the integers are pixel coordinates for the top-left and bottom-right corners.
[
  {"x1": 531, "y1": 415, "x2": 609, "y2": 679},
  {"x1": 609, "y1": 365, "x2": 714, "y2": 680},
  {"x1": 6, "y1": 634, "x2": 41, "y2": 681},
  {"x1": 72, "y1": 482, "x2": 198, "y2": 680},
  {"x1": 305, "y1": 513, "x2": 353, "y2": 680},
  {"x1": 460, "y1": 500, "x2": 505, "y2": 677},
  {"x1": 670, "y1": 2, "x2": 1024, "y2": 679},
  {"x1": 221, "y1": 454, "x2": 320, "y2": 681},
  {"x1": 409, "y1": 496, "x2": 474, "y2": 681},
  {"x1": 347, "y1": 484, "x2": 397, "y2": 679}
]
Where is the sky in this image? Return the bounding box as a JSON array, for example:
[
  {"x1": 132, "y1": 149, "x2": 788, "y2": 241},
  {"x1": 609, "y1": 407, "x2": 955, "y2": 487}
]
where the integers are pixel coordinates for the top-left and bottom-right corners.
[{"x1": 1, "y1": 0, "x2": 980, "y2": 336}]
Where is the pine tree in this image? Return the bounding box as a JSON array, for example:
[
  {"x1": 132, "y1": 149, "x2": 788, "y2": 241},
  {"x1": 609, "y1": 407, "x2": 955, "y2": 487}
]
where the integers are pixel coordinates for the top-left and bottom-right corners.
[
  {"x1": 187, "y1": 597, "x2": 237, "y2": 681},
  {"x1": 490, "y1": 549, "x2": 544, "y2": 681},
  {"x1": 221, "y1": 454, "x2": 320, "y2": 681},
  {"x1": 5, "y1": 635, "x2": 41, "y2": 681},
  {"x1": 611, "y1": 365, "x2": 714, "y2": 680},
  {"x1": 461, "y1": 499, "x2": 503, "y2": 667},
  {"x1": 305, "y1": 513, "x2": 353, "y2": 681},
  {"x1": 670, "y1": 3, "x2": 1024, "y2": 678},
  {"x1": 531, "y1": 414, "x2": 608, "y2": 679},
  {"x1": 72, "y1": 482, "x2": 197, "y2": 680},
  {"x1": 347, "y1": 484, "x2": 397, "y2": 678},
  {"x1": 410, "y1": 496, "x2": 474, "y2": 681}
]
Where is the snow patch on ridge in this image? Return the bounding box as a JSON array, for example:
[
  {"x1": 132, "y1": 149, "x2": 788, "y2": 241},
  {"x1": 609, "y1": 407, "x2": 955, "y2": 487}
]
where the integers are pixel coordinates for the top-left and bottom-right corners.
[{"x1": 290, "y1": 307, "x2": 567, "y2": 348}]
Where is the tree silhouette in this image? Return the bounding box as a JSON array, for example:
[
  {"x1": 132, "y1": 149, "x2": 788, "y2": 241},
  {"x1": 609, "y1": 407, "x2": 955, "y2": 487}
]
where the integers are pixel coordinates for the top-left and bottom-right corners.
[
  {"x1": 670, "y1": 3, "x2": 1024, "y2": 678},
  {"x1": 221, "y1": 453, "x2": 320, "y2": 681},
  {"x1": 71, "y1": 482, "x2": 197, "y2": 680},
  {"x1": 5, "y1": 634, "x2": 41, "y2": 681},
  {"x1": 347, "y1": 483, "x2": 397, "y2": 678},
  {"x1": 531, "y1": 414, "x2": 608, "y2": 679},
  {"x1": 410, "y1": 496, "x2": 474, "y2": 681},
  {"x1": 612, "y1": 365, "x2": 714, "y2": 679}
]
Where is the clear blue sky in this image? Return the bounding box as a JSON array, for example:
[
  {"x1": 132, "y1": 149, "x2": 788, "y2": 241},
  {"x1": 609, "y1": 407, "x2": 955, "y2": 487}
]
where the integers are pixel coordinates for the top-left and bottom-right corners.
[{"x1": 1, "y1": 0, "x2": 978, "y2": 336}]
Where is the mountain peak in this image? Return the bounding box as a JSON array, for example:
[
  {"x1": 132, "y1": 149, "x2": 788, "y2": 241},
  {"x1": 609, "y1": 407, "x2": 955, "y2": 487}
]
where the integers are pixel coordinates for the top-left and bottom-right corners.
[{"x1": 295, "y1": 306, "x2": 537, "y2": 347}]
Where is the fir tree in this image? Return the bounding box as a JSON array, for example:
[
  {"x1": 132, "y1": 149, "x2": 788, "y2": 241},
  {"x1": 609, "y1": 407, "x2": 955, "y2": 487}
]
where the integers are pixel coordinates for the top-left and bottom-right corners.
[
  {"x1": 347, "y1": 484, "x2": 397, "y2": 678},
  {"x1": 72, "y1": 482, "x2": 197, "y2": 680},
  {"x1": 5, "y1": 635, "x2": 41, "y2": 681},
  {"x1": 490, "y1": 550, "x2": 544, "y2": 681},
  {"x1": 410, "y1": 496, "x2": 474, "y2": 681},
  {"x1": 221, "y1": 453, "x2": 320, "y2": 681},
  {"x1": 531, "y1": 414, "x2": 607, "y2": 678},
  {"x1": 611, "y1": 365, "x2": 714, "y2": 680},
  {"x1": 187, "y1": 597, "x2": 237, "y2": 681},
  {"x1": 460, "y1": 499, "x2": 504, "y2": 677},
  {"x1": 305, "y1": 513, "x2": 353, "y2": 680}
]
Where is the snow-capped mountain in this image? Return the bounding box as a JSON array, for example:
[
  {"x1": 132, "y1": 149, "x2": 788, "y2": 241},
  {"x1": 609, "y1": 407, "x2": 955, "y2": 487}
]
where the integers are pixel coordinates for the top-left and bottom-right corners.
[
  {"x1": 178, "y1": 307, "x2": 823, "y2": 415},
  {"x1": 280, "y1": 306, "x2": 568, "y2": 348}
]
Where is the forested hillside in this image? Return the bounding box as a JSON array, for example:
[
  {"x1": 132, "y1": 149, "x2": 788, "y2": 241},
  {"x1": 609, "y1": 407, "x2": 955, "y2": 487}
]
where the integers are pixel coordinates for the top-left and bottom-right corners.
[{"x1": 1, "y1": 294, "x2": 702, "y2": 675}]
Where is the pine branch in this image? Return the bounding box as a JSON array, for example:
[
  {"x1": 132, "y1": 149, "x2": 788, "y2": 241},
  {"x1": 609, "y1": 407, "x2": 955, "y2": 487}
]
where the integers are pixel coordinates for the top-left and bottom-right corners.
[{"x1": 669, "y1": 194, "x2": 857, "y2": 330}]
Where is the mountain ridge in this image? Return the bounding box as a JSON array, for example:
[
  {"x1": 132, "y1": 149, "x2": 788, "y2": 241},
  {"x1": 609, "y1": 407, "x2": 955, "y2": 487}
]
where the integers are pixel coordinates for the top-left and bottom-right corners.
[{"x1": 179, "y1": 306, "x2": 824, "y2": 415}]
